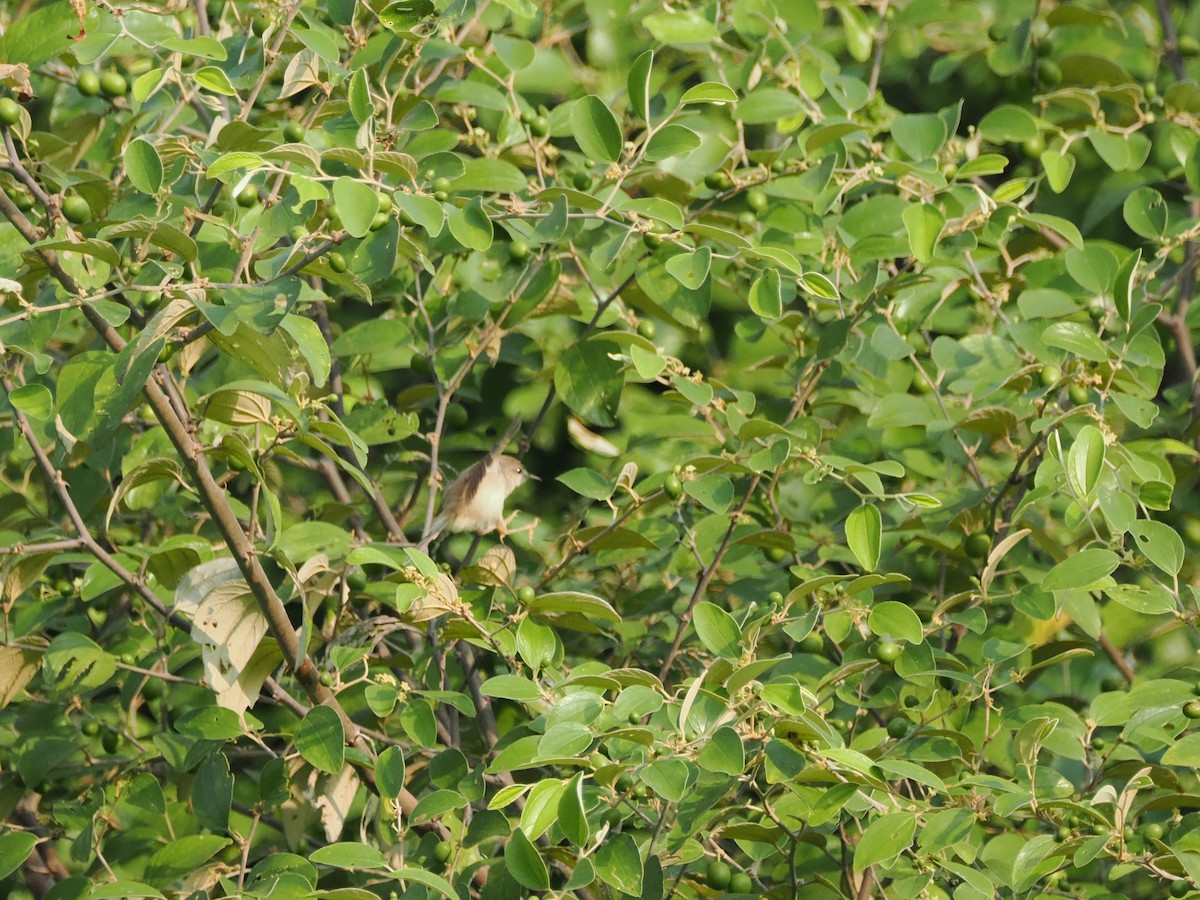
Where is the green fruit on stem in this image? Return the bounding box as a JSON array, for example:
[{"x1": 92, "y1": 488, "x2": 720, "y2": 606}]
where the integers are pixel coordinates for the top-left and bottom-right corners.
[
  {"x1": 328, "y1": 252, "x2": 348, "y2": 273},
  {"x1": 517, "y1": 586, "x2": 536, "y2": 604},
  {"x1": 529, "y1": 115, "x2": 549, "y2": 137},
  {"x1": 746, "y1": 188, "x2": 768, "y2": 212},
  {"x1": 573, "y1": 171, "x2": 593, "y2": 191},
  {"x1": 11, "y1": 190, "x2": 33, "y2": 211},
  {"x1": 964, "y1": 532, "x2": 991, "y2": 559},
  {"x1": 77, "y1": 71, "x2": 101, "y2": 96},
  {"x1": 1172, "y1": 878, "x2": 1194, "y2": 897},
  {"x1": 637, "y1": 319, "x2": 656, "y2": 340},
  {"x1": 282, "y1": 120, "x2": 305, "y2": 142},
  {"x1": 432, "y1": 176, "x2": 451, "y2": 193},
  {"x1": 643, "y1": 232, "x2": 663, "y2": 250},
  {"x1": 874, "y1": 640, "x2": 903, "y2": 664},
  {"x1": 1039, "y1": 364, "x2": 1062, "y2": 388},
  {"x1": 663, "y1": 473, "x2": 683, "y2": 498},
  {"x1": 1068, "y1": 384, "x2": 1088, "y2": 405},
  {"x1": 509, "y1": 239, "x2": 530, "y2": 261},
  {"x1": 1141, "y1": 823, "x2": 1164, "y2": 841},
  {"x1": 433, "y1": 840, "x2": 452, "y2": 863},
  {"x1": 236, "y1": 184, "x2": 258, "y2": 207},
  {"x1": 62, "y1": 195, "x2": 91, "y2": 224},
  {"x1": 1184, "y1": 700, "x2": 1200, "y2": 719},
  {"x1": 0, "y1": 97, "x2": 20, "y2": 126},
  {"x1": 729, "y1": 872, "x2": 753, "y2": 894},
  {"x1": 766, "y1": 547, "x2": 787, "y2": 563},
  {"x1": 370, "y1": 211, "x2": 389, "y2": 230},
  {"x1": 887, "y1": 717, "x2": 909, "y2": 738},
  {"x1": 99, "y1": 71, "x2": 128, "y2": 98},
  {"x1": 705, "y1": 860, "x2": 732, "y2": 890},
  {"x1": 704, "y1": 170, "x2": 732, "y2": 191},
  {"x1": 377, "y1": 192, "x2": 393, "y2": 215}
]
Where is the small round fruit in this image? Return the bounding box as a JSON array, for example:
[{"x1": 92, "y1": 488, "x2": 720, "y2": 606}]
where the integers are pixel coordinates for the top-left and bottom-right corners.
[
  {"x1": 236, "y1": 184, "x2": 258, "y2": 207},
  {"x1": 767, "y1": 591, "x2": 784, "y2": 604},
  {"x1": 615, "y1": 772, "x2": 634, "y2": 792},
  {"x1": 766, "y1": 547, "x2": 787, "y2": 563},
  {"x1": 1056, "y1": 826, "x2": 1072, "y2": 842},
  {"x1": 1090, "y1": 736, "x2": 1106, "y2": 750},
  {"x1": 964, "y1": 532, "x2": 991, "y2": 559},
  {"x1": 370, "y1": 211, "x2": 389, "y2": 230},
  {"x1": 1184, "y1": 700, "x2": 1200, "y2": 719},
  {"x1": 101, "y1": 730, "x2": 120, "y2": 753},
  {"x1": 1172, "y1": 878, "x2": 1194, "y2": 897},
  {"x1": 1039, "y1": 364, "x2": 1062, "y2": 388},
  {"x1": 904, "y1": 694, "x2": 921, "y2": 708},
  {"x1": 704, "y1": 171, "x2": 731, "y2": 191},
  {"x1": 433, "y1": 840, "x2": 452, "y2": 863},
  {"x1": 886, "y1": 717, "x2": 909, "y2": 738},
  {"x1": 528, "y1": 115, "x2": 549, "y2": 137},
  {"x1": 328, "y1": 252, "x2": 347, "y2": 273},
  {"x1": 737, "y1": 210, "x2": 757, "y2": 229},
  {"x1": 0, "y1": 97, "x2": 20, "y2": 126},
  {"x1": 346, "y1": 568, "x2": 367, "y2": 590},
  {"x1": 1141, "y1": 823, "x2": 1164, "y2": 841},
  {"x1": 637, "y1": 319, "x2": 656, "y2": 340},
  {"x1": 432, "y1": 176, "x2": 451, "y2": 193},
  {"x1": 746, "y1": 188, "x2": 768, "y2": 212},
  {"x1": 572, "y1": 171, "x2": 592, "y2": 191},
  {"x1": 873, "y1": 640, "x2": 903, "y2": 664},
  {"x1": 704, "y1": 860, "x2": 732, "y2": 890},
  {"x1": 1068, "y1": 384, "x2": 1088, "y2": 405},
  {"x1": 377, "y1": 192, "x2": 393, "y2": 215},
  {"x1": 642, "y1": 232, "x2": 663, "y2": 250},
  {"x1": 433, "y1": 190, "x2": 448, "y2": 202},
  {"x1": 509, "y1": 239, "x2": 530, "y2": 261},
  {"x1": 81, "y1": 720, "x2": 100, "y2": 737},
  {"x1": 77, "y1": 71, "x2": 101, "y2": 96},
  {"x1": 517, "y1": 586, "x2": 536, "y2": 605},
  {"x1": 729, "y1": 872, "x2": 753, "y2": 894},
  {"x1": 99, "y1": 71, "x2": 128, "y2": 98},
  {"x1": 663, "y1": 473, "x2": 683, "y2": 498},
  {"x1": 799, "y1": 632, "x2": 824, "y2": 654},
  {"x1": 62, "y1": 195, "x2": 91, "y2": 224},
  {"x1": 282, "y1": 120, "x2": 305, "y2": 142},
  {"x1": 289, "y1": 224, "x2": 306, "y2": 242},
  {"x1": 319, "y1": 670, "x2": 334, "y2": 687},
  {"x1": 11, "y1": 190, "x2": 34, "y2": 211}
]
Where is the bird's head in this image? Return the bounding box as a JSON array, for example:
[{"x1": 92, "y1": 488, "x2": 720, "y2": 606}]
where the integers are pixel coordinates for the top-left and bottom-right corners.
[{"x1": 494, "y1": 455, "x2": 535, "y2": 495}]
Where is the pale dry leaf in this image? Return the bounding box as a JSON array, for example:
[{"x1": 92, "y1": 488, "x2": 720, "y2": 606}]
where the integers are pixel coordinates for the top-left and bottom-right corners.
[
  {"x1": 176, "y1": 559, "x2": 269, "y2": 697},
  {"x1": 475, "y1": 545, "x2": 516, "y2": 588},
  {"x1": 616, "y1": 461, "x2": 640, "y2": 500},
  {"x1": 567, "y1": 416, "x2": 620, "y2": 457},
  {"x1": 215, "y1": 640, "x2": 283, "y2": 716},
  {"x1": 407, "y1": 573, "x2": 459, "y2": 622},
  {"x1": 317, "y1": 764, "x2": 360, "y2": 843},
  {"x1": 0, "y1": 642, "x2": 43, "y2": 708}
]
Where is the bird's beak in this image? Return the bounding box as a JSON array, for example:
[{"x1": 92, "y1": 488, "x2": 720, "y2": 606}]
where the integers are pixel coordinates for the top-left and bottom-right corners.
[{"x1": 526, "y1": 473, "x2": 540, "y2": 482}]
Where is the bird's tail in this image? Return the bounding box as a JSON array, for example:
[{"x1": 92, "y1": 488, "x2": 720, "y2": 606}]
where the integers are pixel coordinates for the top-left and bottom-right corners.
[{"x1": 418, "y1": 513, "x2": 448, "y2": 551}]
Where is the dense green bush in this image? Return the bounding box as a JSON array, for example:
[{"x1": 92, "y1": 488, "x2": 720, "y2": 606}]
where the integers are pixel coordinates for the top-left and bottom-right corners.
[{"x1": 1, "y1": 0, "x2": 1200, "y2": 897}]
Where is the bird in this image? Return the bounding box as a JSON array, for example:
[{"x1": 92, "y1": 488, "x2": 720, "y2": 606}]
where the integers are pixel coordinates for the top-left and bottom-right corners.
[{"x1": 425, "y1": 454, "x2": 535, "y2": 543}]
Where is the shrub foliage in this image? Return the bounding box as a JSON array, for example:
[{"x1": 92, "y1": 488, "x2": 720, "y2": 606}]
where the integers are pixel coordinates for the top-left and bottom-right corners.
[{"x1": 0, "y1": 0, "x2": 1199, "y2": 898}]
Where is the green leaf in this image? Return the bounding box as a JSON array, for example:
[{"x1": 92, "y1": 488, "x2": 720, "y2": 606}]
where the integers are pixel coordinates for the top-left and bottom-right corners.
[
  {"x1": 697, "y1": 725, "x2": 745, "y2": 775},
  {"x1": 683, "y1": 473, "x2": 733, "y2": 513},
  {"x1": 867, "y1": 601, "x2": 924, "y2": 644},
  {"x1": 748, "y1": 268, "x2": 783, "y2": 318},
  {"x1": 644, "y1": 10, "x2": 720, "y2": 44},
  {"x1": 527, "y1": 592, "x2": 621, "y2": 625},
  {"x1": 853, "y1": 812, "x2": 917, "y2": 870},
  {"x1": 0, "y1": 831, "x2": 38, "y2": 881},
  {"x1": 891, "y1": 113, "x2": 948, "y2": 160},
  {"x1": 978, "y1": 105, "x2": 1038, "y2": 142},
  {"x1": 693, "y1": 601, "x2": 742, "y2": 659},
  {"x1": 295, "y1": 705, "x2": 345, "y2": 774},
  {"x1": 9, "y1": 383, "x2": 52, "y2": 420},
  {"x1": 664, "y1": 247, "x2": 711, "y2": 289},
  {"x1": 493, "y1": 33, "x2": 535, "y2": 70},
  {"x1": 1066, "y1": 425, "x2": 1105, "y2": 497},
  {"x1": 124, "y1": 138, "x2": 163, "y2": 194},
  {"x1": 558, "y1": 773, "x2": 590, "y2": 846},
  {"x1": 554, "y1": 340, "x2": 623, "y2": 427},
  {"x1": 505, "y1": 828, "x2": 549, "y2": 891},
  {"x1": 194, "y1": 66, "x2": 238, "y2": 96},
  {"x1": 1041, "y1": 548, "x2": 1120, "y2": 591},
  {"x1": 395, "y1": 192, "x2": 444, "y2": 236},
  {"x1": 348, "y1": 68, "x2": 372, "y2": 125},
  {"x1": 1042, "y1": 321, "x2": 1110, "y2": 362},
  {"x1": 375, "y1": 746, "x2": 406, "y2": 798},
  {"x1": 845, "y1": 504, "x2": 882, "y2": 571},
  {"x1": 571, "y1": 95, "x2": 623, "y2": 163},
  {"x1": 447, "y1": 196, "x2": 494, "y2": 251},
  {"x1": 557, "y1": 467, "x2": 614, "y2": 500},
  {"x1": 1040, "y1": 149, "x2": 1076, "y2": 193},
  {"x1": 628, "y1": 50, "x2": 654, "y2": 123},
  {"x1": 145, "y1": 836, "x2": 231, "y2": 886},
  {"x1": 645, "y1": 124, "x2": 701, "y2": 161},
  {"x1": 595, "y1": 832, "x2": 644, "y2": 895},
  {"x1": 480, "y1": 674, "x2": 542, "y2": 701},
  {"x1": 680, "y1": 82, "x2": 738, "y2": 105},
  {"x1": 310, "y1": 842, "x2": 389, "y2": 868},
  {"x1": 1114, "y1": 248, "x2": 1141, "y2": 323},
  {"x1": 1129, "y1": 519, "x2": 1184, "y2": 576},
  {"x1": 192, "y1": 752, "x2": 232, "y2": 832},
  {"x1": 902, "y1": 202, "x2": 944, "y2": 264},
  {"x1": 1123, "y1": 186, "x2": 1168, "y2": 239},
  {"x1": 332, "y1": 176, "x2": 379, "y2": 239}
]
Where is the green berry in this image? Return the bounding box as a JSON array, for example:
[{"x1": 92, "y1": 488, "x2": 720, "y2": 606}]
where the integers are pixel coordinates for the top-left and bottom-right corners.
[
  {"x1": 637, "y1": 319, "x2": 656, "y2": 340},
  {"x1": 433, "y1": 190, "x2": 448, "y2": 202},
  {"x1": 509, "y1": 239, "x2": 530, "y2": 261},
  {"x1": 0, "y1": 98, "x2": 20, "y2": 126},
  {"x1": 1068, "y1": 383, "x2": 1088, "y2": 405},
  {"x1": 432, "y1": 176, "x2": 451, "y2": 193},
  {"x1": 101, "y1": 731, "x2": 120, "y2": 753},
  {"x1": 874, "y1": 640, "x2": 903, "y2": 664},
  {"x1": 77, "y1": 71, "x2": 101, "y2": 96},
  {"x1": 729, "y1": 872, "x2": 753, "y2": 894},
  {"x1": 62, "y1": 195, "x2": 91, "y2": 224},
  {"x1": 282, "y1": 120, "x2": 305, "y2": 142},
  {"x1": 746, "y1": 188, "x2": 768, "y2": 212},
  {"x1": 704, "y1": 860, "x2": 732, "y2": 890},
  {"x1": 433, "y1": 840, "x2": 452, "y2": 862},
  {"x1": 328, "y1": 252, "x2": 348, "y2": 273},
  {"x1": 528, "y1": 115, "x2": 549, "y2": 137},
  {"x1": 1172, "y1": 878, "x2": 1193, "y2": 897},
  {"x1": 964, "y1": 532, "x2": 991, "y2": 559},
  {"x1": 663, "y1": 473, "x2": 683, "y2": 499},
  {"x1": 1039, "y1": 364, "x2": 1062, "y2": 388},
  {"x1": 643, "y1": 232, "x2": 663, "y2": 250},
  {"x1": 236, "y1": 184, "x2": 258, "y2": 207},
  {"x1": 1184, "y1": 700, "x2": 1200, "y2": 719},
  {"x1": 766, "y1": 547, "x2": 787, "y2": 563},
  {"x1": 886, "y1": 717, "x2": 909, "y2": 738},
  {"x1": 81, "y1": 720, "x2": 99, "y2": 736},
  {"x1": 517, "y1": 586, "x2": 536, "y2": 604},
  {"x1": 704, "y1": 171, "x2": 732, "y2": 191},
  {"x1": 370, "y1": 211, "x2": 389, "y2": 230},
  {"x1": 99, "y1": 71, "x2": 128, "y2": 98},
  {"x1": 799, "y1": 632, "x2": 824, "y2": 654},
  {"x1": 11, "y1": 190, "x2": 34, "y2": 211},
  {"x1": 572, "y1": 171, "x2": 592, "y2": 191},
  {"x1": 377, "y1": 192, "x2": 393, "y2": 215},
  {"x1": 1141, "y1": 823, "x2": 1164, "y2": 841}
]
